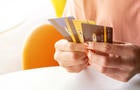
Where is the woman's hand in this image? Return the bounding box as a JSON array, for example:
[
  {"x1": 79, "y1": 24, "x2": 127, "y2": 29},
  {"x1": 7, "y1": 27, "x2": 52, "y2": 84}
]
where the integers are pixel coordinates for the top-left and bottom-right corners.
[
  {"x1": 54, "y1": 39, "x2": 88, "y2": 72},
  {"x1": 87, "y1": 42, "x2": 140, "y2": 82}
]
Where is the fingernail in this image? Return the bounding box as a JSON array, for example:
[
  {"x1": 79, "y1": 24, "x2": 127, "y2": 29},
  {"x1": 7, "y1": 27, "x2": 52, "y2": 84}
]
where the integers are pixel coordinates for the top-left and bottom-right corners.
[
  {"x1": 87, "y1": 42, "x2": 95, "y2": 50},
  {"x1": 87, "y1": 50, "x2": 95, "y2": 59}
]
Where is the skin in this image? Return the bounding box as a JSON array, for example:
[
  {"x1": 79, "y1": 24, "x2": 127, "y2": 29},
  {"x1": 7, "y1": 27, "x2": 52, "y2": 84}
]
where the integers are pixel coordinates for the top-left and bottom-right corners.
[
  {"x1": 87, "y1": 42, "x2": 140, "y2": 82},
  {"x1": 54, "y1": 39, "x2": 88, "y2": 72},
  {"x1": 54, "y1": 39, "x2": 140, "y2": 82}
]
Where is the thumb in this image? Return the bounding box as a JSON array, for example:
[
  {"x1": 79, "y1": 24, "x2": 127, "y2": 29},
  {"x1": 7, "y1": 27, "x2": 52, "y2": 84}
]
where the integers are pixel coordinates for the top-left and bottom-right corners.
[
  {"x1": 87, "y1": 50, "x2": 95, "y2": 58},
  {"x1": 87, "y1": 50, "x2": 95, "y2": 65}
]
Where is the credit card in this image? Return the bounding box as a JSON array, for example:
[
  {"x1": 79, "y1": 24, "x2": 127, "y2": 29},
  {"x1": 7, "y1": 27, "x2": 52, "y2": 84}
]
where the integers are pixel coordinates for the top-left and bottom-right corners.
[
  {"x1": 73, "y1": 20, "x2": 96, "y2": 43},
  {"x1": 82, "y1": 23, "x2": 113, "y2": 43},
  {"x1": 48, "y1": 16, "x2": 74, "y2": 41},
  {"x1": 65, "y1": 18, "x2": 80, "y2": 43}
]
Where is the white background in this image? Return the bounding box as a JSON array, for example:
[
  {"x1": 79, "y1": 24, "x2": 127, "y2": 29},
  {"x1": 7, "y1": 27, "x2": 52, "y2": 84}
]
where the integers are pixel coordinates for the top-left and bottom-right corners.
[{"x1": 0, "y1": 0, "x2": 56, "y2": 74}]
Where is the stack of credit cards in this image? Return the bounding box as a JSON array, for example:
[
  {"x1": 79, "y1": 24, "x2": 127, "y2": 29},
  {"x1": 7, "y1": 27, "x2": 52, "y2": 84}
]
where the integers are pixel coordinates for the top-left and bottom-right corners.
[{"x1": 48, "y1": 16, "x2": 113, "y2": 43}]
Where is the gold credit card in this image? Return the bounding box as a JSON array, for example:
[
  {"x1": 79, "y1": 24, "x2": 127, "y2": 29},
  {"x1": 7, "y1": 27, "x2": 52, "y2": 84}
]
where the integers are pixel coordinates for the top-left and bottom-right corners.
[
  {"x1": 65, "y1": 18, "x2": 80, "y2": 43},
  {"x1": 72, "y1": 20, "x2": 96, "y2": 43},
  {"x1": 82, "y1": 23, "x2": 113, "y2": 43},
  {"x1": 48, "y1": 17, "x2": 113, "y2": 43}
]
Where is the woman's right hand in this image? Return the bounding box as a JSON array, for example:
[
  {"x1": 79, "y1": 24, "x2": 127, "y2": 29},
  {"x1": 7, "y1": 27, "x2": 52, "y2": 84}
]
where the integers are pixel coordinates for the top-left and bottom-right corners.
[{"x1": 54, "y1": 39, "x2": 88, "y2": 72}]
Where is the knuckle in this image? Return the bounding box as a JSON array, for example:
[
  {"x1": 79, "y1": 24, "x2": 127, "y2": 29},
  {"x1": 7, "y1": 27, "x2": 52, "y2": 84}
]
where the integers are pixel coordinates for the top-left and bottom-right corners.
[
  {"x1": 121, "y1": 76, "x2": 130, "y2": 82},
  {"x1": 54, "y1": 39, "x2": 68, "y2": 50},
  {"x1": 54, "y1": 40, "x2": 61, "y2": 49},
  {"x1": 54, "y1": 52, "x2": 59, "y2": 61},
  {"x1": 54, "y1": 51, "x2": 63, "y2": 62}
]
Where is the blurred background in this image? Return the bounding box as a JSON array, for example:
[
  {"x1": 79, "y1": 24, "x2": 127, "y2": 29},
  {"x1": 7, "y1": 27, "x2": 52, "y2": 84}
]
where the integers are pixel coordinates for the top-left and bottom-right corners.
[{"x1": 0, "y1": 0, "x2": 58, "y2": 74}]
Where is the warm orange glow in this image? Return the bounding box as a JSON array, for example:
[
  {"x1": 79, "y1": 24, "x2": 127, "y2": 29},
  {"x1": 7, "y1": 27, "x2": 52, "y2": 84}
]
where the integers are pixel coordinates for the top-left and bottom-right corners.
[{"x1": 23, "y1": 24, "x2": 63, "y2": 69}]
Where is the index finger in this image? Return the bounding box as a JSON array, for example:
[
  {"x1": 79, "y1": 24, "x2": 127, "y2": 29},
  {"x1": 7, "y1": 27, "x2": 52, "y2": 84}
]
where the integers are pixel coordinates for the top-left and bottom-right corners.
[
  {"x1": 87, "y1": 42, "x2": 133, "y2": 56},
  {"x1": 55, "y1": 39, "x2": 87, "y2": 52}
]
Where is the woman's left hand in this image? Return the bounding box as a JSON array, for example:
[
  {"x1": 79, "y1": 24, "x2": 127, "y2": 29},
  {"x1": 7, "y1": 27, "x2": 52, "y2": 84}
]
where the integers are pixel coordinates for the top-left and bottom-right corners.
[{"x1": 87, "y1": 42, "x2": 140, "y2": 82}]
